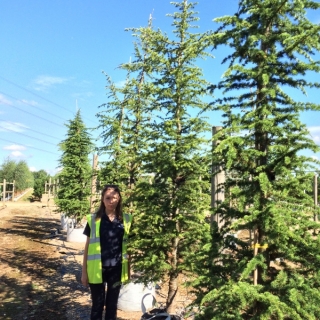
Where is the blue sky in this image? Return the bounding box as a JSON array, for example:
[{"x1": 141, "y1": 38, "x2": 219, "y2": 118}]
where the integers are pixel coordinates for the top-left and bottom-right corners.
[{"x1": 0, "y1": 0, "x2": 320, "y2": 175}]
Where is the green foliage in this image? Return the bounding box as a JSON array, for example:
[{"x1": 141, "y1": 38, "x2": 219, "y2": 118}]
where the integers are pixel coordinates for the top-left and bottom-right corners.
[
  {"x1": 0, "y1": 158, "x2": 34, "y2": 193},
  {"x1": 0, "y1": 157, "x2": 16, "y2": 182},
  {"x1": 97, "y1": 19, "x2": 156, "y2": 209},
  {"x1": 14, "y1": 161, "x2": 34, "y2": 191},
  {"x1": 97, "y1": 0, "x2": 215, "y2": 311},
  {"x1": 55, "y1": 110, "x2": 93, "y2": 223},
  {"x1": 114, "y1": 0, "x2": 215, "y2": 311},
  {"x1": 33, "y1": 170, "x2": 50, "y2": 200},
  {"x1": 192, "y1": 0, "x2": 320, "y2": 319}
]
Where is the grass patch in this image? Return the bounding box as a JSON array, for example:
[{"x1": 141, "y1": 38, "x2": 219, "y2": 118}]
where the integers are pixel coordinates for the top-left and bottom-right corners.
[{"x1": 17, "y1": 189, "x2": 34, "y2": 202}]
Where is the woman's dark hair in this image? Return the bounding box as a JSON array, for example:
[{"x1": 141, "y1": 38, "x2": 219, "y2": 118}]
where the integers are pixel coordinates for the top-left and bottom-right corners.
[{"x1": 95, "y1": 184, "x2": 122, "y2": 220}]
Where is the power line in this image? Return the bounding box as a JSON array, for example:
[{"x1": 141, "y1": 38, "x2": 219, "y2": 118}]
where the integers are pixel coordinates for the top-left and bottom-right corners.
[
  {"x1": 0, "y1": 76, "x2": 75, "y2": 115},
  {"x1": 0, "y1": 125, "x2": 58, "y2": 147},
  {"x1": 0, "y1": 75, "x2": 98, "y2": 125},
  {"x1": 0, "y1": 121, "x2": 61, "y2": 142},
  {"x1": 0, "y1": 91, "x2": 68, "y2": 122},
  {"x1": 0, "y1": 137, "x2": 60, "y2": 156},
  {"x1": 0, "y1": 92, "x2": 102, "y2": 136},
  {"x1": 0, "y1": 100, "x2": 64, "y2": 128}
]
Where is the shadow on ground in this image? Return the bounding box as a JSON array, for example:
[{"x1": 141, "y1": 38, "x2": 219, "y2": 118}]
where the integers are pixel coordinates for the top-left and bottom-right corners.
[{"x1": 0, "y1": 209, "x2": 91, "y2": 320}]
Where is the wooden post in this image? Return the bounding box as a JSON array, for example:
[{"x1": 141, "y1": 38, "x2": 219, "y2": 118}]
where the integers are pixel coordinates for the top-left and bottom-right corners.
[
  {"x1": 55, "y1": 179, "x2": 59, "y2": 194},
  {"x1": 48, "y1": 178, "x2": 51, "y2": 197},
  {"x1": 3, "y1": 179, "x2": 6, "y2": 206},
  {"x1": 0, "y1": 182, "x2": 1, "y2": 204},
  {"x1": 211, "y1": 126, "x2": 225, "y2": 229},
  {"x1": 12, "y1": 180, "x2": 15, "y2": 201},
  {"x1": 90, "y1": 154, "x2": 98, "y2": 212},
  {"x1": 48, "y1": 178, "x2": 51, "y2": 207}
]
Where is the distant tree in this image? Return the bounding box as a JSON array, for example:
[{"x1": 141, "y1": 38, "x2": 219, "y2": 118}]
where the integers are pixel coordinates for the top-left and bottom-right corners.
[
  {"x1": 33, "y1": 170, "x2": 50, "y2": 200},
  {"x1": 0, "y1": 157, "x2": 16, "y2": 182},
  {"x1": 0, "y1": 158, "x2": 17, "y2": 199},
  {"x1": 55, "y1": 110, "x2": 93, "y2": 224},
  {"x1": 0, "y1": 158, "x2": 33, "y2": 193},
  {"x1": 14, "y1": 160, "x2": 34, "y2": 191},
  {"x1": 193, "y1": 1, "x2": 320, "y2": 319}
]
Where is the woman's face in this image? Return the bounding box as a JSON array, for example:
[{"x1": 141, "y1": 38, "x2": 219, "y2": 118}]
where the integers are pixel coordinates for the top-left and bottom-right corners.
[{"x1": 103, "y1": 188, "x2": 120, "y2": 213}]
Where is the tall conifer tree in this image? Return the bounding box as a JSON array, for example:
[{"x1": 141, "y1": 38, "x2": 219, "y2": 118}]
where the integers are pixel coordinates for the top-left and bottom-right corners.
[
  {"x1": 127, "y1": 0, "x2": 214, "y2": 312},
  {"x1": 56, "y1": 110, "x2": 93, "y2": 223},
  {"x1": 193, "y1": 1, "x2": 320, "y2": 319},
  {"x1": 97, "y1": 49, "x2": 154, "y2": 210}
]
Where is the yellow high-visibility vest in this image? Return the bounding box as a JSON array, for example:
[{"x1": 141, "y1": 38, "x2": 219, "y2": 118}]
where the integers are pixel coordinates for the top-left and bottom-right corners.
[
  {"x1": 121, "y1": 213, "x2": 133, "y2": 282},
  {"x1": 86, "y1": 213, "x2": 132, "y2": 284}
]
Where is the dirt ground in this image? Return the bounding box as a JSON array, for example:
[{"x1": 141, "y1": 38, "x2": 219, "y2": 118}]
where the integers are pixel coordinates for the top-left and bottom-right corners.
[{"x1": 0, "y1": 197, "x2": 194, "y2": 320}]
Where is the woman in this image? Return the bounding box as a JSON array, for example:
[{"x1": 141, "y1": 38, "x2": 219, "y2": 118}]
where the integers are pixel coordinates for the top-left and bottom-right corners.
[{"x1": 81, "y1": 184, "x2": 132, "y2": 320}]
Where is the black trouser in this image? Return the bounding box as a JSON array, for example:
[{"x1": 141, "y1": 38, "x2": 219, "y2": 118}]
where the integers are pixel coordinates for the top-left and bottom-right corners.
[{"x1": 89, "y1": 265, "x2": 122, "y2": 320}]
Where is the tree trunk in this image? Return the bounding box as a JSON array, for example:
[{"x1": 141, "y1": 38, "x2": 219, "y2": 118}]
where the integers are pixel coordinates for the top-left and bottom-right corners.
[
  {"x1": 166, "y1": 235, "x2": 180, "y2": 313},
  {"x1": 166, "y1": 269, "x2": 179, "y2": 314}
]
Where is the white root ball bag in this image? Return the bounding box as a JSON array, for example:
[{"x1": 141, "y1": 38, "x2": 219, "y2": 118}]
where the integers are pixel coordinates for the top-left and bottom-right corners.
[
  {"x1": 118, "y1": 282, "x2": 155, "y2": 312},
  {"x1": 66, "y1": 219, "x2": 86, "y2": 243}
]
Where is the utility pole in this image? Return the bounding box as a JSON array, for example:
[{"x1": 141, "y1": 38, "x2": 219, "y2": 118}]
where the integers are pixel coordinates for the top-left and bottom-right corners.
[
  {"x1": 90, "y1": 154, "x2": 98, "y2": 212},
  {"x1": 211, "y1": 126, "x2": 225, "y2": 229}
]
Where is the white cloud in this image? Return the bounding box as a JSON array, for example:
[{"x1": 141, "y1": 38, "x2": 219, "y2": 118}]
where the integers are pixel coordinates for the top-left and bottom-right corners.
[
  {"x1": 308, "y1": 126, "x2": 320, "y2": 133},
  {"x1": 32, "y1": 75, "x2": 69, "y2": 91},
  {"x1": 3, "y1": 144, "x2": 27, "y2": 159},
  {"x1": 56, "y1": 166, "x2": 63, "y2": 173},
  {"x1": 308, "y1": 126, "x2": 320, "y2": 145},
  {"x1": 115, "y1": 80, "x2": 126, "y2": 88},
  {"x1": 11, "y1": 151, "x2": 24, "y2": 157},
  {"x1": 0, "y1": 121, "x2": 28, "y2": 132},
  {"x1": 3, "y1": 144, "x2": 26, "y2": 151},
  {"x1": 46, "y1": 167, "x2": 61, "y2": 176},
  {"x1": 29, "y1": 166, "x2": 37, "y2": 172},
  {"x1": 314, "y1": 136, "x2": 320, "y2": 144},
  {"x1": 20, "y1": 99, "x2": 38, "y2": 106},
  {"x1": 0, "y1": 94, "x2": 12, "y2": 106}
]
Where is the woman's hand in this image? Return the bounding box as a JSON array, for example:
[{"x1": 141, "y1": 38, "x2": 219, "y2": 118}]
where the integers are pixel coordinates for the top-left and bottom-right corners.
[
  {"x1": 81, "y1": 271, "x2": 89, "y2": 287},
  {"x1": 81, "y1": 237, "x2": 90, "y2": 287}
]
